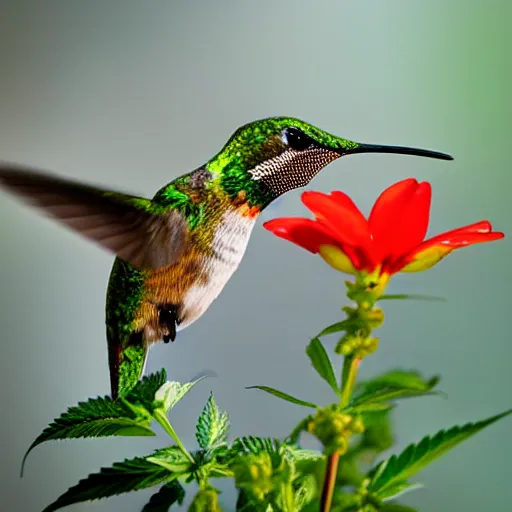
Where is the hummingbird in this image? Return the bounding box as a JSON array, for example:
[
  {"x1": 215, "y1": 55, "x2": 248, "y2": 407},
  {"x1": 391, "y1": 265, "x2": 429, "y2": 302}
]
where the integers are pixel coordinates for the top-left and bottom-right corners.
[{"x1": 0, "y1": 117, "x2": 452, "y2": 399}]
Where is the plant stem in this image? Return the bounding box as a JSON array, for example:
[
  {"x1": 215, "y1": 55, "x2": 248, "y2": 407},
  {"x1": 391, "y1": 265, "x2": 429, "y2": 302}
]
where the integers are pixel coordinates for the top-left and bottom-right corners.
[
  {"x1": 281, "y1": 482, "x2": 295, "y2": 512},
  {"x1": 320, "y1": 356, "x2": 362, "y2": 512},
  {"x1": 340, "y1": 356, "x2": 361, "y2": 407},
  {"x1": 153, "y1": 409, "x2": 195, "y2": 463},
  {"x1": 320, "y1": 451, "x2": 340, "y2": 512}
]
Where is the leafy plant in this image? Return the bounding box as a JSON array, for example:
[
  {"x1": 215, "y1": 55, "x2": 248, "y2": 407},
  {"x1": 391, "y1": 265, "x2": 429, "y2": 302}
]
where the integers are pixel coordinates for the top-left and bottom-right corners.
[{"x1": 23, "y1": 179, "x2": 510, "y2": 511}]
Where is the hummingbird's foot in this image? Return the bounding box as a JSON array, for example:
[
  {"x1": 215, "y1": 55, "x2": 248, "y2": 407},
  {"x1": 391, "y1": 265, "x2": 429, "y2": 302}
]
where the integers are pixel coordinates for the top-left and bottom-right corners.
[{"x1": 158, "y1": 304, "x2": 180, "y2": 343}]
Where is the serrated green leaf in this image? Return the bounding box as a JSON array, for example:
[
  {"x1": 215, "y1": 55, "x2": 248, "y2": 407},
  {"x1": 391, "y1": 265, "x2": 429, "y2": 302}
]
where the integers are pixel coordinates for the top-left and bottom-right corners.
[
  {"x1": 289, "y1": 449, "x2": 325, "y2": 488},
  {"x1": 306, "y1": 338, "x2": 340, "y2": 396},
  {"x1": 246, "y1": 385, "x2": 318, "y2": 409},
  {"x1": 378, "y1": 293, "x2": 445, "y2": 302},
  {"x1": 142, "y1": 481, "x2": 185, "y2": 511},
  {"x1": 42, "y1": 455, "x2": 173, "y2": 512},
  {"x1": 368, "y1": 409, "x2": 512, "y2": 499},
  {"x1": 195, "y1": 393, "x2": 230, "y2": 452},
  {"x1": 285, "y1": 447, "x2": 323, "y2": 462},
  {"x1": 351, "y1": 370, "x2": 441, "y2": 408},
  {"x1": 351, "y1": 390, "x2": 439, "y2": 408},
  {"x1": 231, "y1": 436, "x2": 282, "y2": 456},
  {"x1": 126, "y1": 369, "x2": 168, "y2": 411},
  {"x1": 21, "y1": 395, "x2": 154, "y2": 476},
  {"x1": 316, "y1": 321, "x2": 350, "y2": 337},
  {"x1": 350, "y1": 403, "x2": 395, "y2": 414},
  {"x1": 377, "y1": 481, "x2": 423, "y2": 501},
  {"x1": 147, "y1": 446, "x2": 194, "y2": 473},
  {"x1": 355, "y1": 369, "x2": 440, "y2": 396},
  {"x1": 154, "y1": 377, "x2": 206, "y2": 413},
  {"x1": 380, "y1": 504, "x2": 419, "y2": 512},
  {"x1": 360, "y1": 409, "x2": 394, "y2": 453}
]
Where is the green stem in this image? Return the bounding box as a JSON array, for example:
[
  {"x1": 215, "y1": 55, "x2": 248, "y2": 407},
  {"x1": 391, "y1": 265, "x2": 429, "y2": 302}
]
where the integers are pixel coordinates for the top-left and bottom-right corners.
[
  {"x1": 153, "y1": 409, "x2": 195, "y2": 464},
  {"x1": 281, "y1": 482, "x2": 295, "y2": 512},
  {"x1": 340, "y1": 356, "x2": 361, "y2": 407},
  {"x1": 321, "y1": 356, "x2": 362, "y2": 512}
]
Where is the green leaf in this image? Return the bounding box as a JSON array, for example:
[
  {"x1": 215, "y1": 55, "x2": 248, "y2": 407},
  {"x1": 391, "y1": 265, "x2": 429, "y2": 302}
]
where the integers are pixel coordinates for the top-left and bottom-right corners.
[
  {"x1": 154, "y1": 376, "x2": 206, "y2": 413},
  {"x1": 287, "y1": 448, "x2": 325, "y2": 485},
  {"x1": 351, "y1": 403, "x2": 395, "y2": 414},
  {"x1": 351, "y1": 391, "x2": 438, "y2": 409},
  {"x1": 368, "y1": 409, "x2": 512, "y2": 499},
  {"x1": 377, "y1": 481, "x2": 423, "y2": 501},
  {"x1": 142, "y1": 481, "x2": 185, "y2": 511},
  {"x1": 21, "y1": 395, "x2": 154, "y2": 476},
  {"x1": 294, "y1": 474, "x2": 318, "y2": 510},
  {"x1": 355, "y1": 369, "x2": 440, "y2": 396},
  {"x1": 378, "y1": 293, "x2": 445, "y2": 302},
  {"x1": 231, "y1": 436, "x2": 282, "y2": 457},
  {"x1": 306, "y1": 338, "x2": 340, "y2": 396},
  {"x1": 126, "y1": 369, "x2": 168, "y2": 411},
  {"x1": 147, "y1": 446, "x2": 194, "y2": 473},
  {"x1": 286, "y1": 417, "x2": 312, "y2": 445},
  {"x1": 360, "y1": 409, "x2": 394, "y2": 453},
  {"x1": 42, "y1": 456, "x2": 174, "y2": 512},
  {"x1": 380, "y1": 504, "x2": 419, "y2": 512},
  {"x1": 195, "y1": 393, "x2": 230, "y2": 452},
  {"x1": 351, "y1": 370, "x2": 441, "y2": 408},
  {"x1": 246, "y1": 385, "x2": 318, "y2": 409},
  {"x1": 285, "y1": 447, "x2": 323, "y2": 462},
  {"x1": 316, "y1": 321, "x2": 349, "y2": 337}
]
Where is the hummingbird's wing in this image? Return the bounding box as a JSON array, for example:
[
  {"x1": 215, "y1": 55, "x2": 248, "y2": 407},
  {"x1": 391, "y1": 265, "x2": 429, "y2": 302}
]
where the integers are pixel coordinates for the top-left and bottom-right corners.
[{"x1": 0, "y1": 163, "x2": 188, "y2": 269}]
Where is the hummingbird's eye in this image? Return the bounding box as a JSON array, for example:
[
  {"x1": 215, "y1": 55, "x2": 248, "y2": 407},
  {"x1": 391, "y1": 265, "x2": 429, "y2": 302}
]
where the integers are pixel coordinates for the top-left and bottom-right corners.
[{"x1": 282, "y1": 127, "x2": 314, "y2": 151}]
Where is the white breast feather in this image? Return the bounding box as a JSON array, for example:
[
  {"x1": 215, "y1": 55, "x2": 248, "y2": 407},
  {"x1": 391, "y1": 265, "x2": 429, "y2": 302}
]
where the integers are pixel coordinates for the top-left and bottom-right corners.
[{"x1": 179, "y1": 210, "x2": 256, "y2": 329}]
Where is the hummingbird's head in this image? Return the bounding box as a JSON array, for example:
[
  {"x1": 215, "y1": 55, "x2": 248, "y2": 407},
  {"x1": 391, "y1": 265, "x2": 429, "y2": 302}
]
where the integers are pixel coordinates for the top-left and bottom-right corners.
[{"x1": 209, "y1": 117, "x2": 453, "y2": 206}]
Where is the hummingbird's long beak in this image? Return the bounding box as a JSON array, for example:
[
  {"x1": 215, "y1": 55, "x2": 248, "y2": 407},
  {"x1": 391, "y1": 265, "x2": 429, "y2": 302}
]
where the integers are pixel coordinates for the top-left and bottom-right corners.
[{"x1": 343, "y1": 143, "x2": 453, "y2": 161}]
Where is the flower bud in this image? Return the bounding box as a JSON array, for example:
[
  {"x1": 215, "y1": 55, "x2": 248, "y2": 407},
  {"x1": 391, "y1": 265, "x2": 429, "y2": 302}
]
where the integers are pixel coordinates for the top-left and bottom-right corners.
[
  {"x1": 188, "y1": 487, "x2": 221, "y2": 512},
  {"x1": 355, "y1": 337, "x2": 379, "y2": 358},
  {"x1": 307, "y1": 407, "x2": 359, "y2": 454},
  {"x1": 351, "y1": 416, "x2": 365, "y2": 434},
  {"x1": 232, "y1": 452, "x2": 274, "y2": 501},
  {"x1": 336, "y1": 334, "x2": 361, "y2": 355},
  {"x1": 361, "y1": 504, "x2": 379, "y2": 512},
  {"x1": 365, "y1": 307, "x2": 384, "y2": 329}
]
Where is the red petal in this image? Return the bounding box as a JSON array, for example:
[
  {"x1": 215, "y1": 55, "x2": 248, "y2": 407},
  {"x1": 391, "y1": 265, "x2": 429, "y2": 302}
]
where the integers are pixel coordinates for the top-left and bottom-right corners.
[
  {"x1": 263, "y1": 217, "x2": 339, "y2": 253},
  {"x1": 369, "y1": 179, "x2": 431, "y2": 260},
  {"x1": 433, "y1": 231, "x2": 505, "y2": 247},
  {"x1": 424, "y1": 220, "x2": 493, "y2": 245},
  {"x1": 392, "y1": 227, "x2": 504, "y2": 273},
  {"x1": 301, "y1": 190, "x2": 371, "y2": 249}
]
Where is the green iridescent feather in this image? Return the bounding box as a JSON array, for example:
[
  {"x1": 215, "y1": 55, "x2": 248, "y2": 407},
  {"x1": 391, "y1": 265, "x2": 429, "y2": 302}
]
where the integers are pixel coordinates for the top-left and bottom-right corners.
[
  {"x1": 118, "y1": 345, "x2": 147, "y2": 397},
  {"x1": 209, "y1": 116, "x2": 358, "y2": 207}
]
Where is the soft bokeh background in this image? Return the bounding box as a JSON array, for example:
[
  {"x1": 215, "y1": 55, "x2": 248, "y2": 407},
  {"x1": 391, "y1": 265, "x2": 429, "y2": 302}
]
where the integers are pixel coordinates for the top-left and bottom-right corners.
[{"x1": 0, "y1": 1, "x2": 510, "y2": 510}]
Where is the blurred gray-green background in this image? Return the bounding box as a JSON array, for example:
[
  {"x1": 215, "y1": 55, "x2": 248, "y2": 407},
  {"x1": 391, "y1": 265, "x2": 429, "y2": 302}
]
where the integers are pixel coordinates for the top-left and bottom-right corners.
[{"x1": 0, "y1": 1, "x2": 510, "y2": 510}]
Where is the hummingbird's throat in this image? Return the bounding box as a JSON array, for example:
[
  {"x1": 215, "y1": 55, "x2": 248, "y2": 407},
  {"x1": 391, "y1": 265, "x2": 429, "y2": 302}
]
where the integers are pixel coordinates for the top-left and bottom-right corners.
[
  {"x1": 233, "y1": 190, "x2": 262, "y2": 218},
  {"x1": 249, "y1": 148, "x2": 339, "y2": 199}
]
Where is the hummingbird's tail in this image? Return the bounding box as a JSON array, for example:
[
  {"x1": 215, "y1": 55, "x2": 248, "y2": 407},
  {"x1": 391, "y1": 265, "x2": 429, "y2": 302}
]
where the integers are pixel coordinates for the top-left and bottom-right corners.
[{"x1": 108, "y1": 338, "x2": 148, "y2": 400}]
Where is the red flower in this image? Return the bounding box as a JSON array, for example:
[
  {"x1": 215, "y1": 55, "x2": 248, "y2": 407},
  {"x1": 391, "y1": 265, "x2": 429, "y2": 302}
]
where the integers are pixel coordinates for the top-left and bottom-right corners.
[{"x1": 263, "y1": 178, "x2": 504, "y2": 277}]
